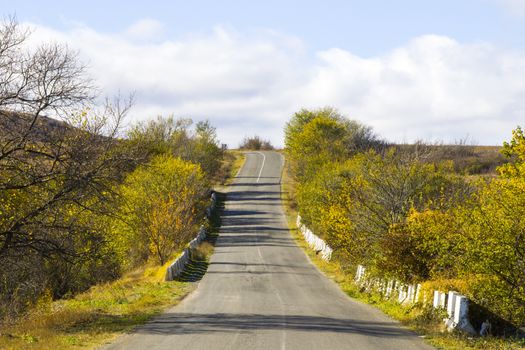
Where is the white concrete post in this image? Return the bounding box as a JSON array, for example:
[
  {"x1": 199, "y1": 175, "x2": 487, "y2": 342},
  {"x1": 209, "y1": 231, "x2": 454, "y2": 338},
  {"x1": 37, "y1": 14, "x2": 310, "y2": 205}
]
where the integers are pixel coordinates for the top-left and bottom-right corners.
[
  {"x1": 398, "y1": 284, "x2": 406, "y2": 303},
  {"x1": 385, "y1": 280, "x2": 389, "y2": 296},
  {"x1": 439, "y1": 292, "x2": 446, "y2": 308},
  {"x1": 445, "y1": 291, "x2": 459, "y2": 330},
  {"x1": 454, "y1": 295, "x2": 477, "y2": 335},
  {"x1": 356, "y1": 265, "x2": 366, "y2": 282},
  {"x1": 433, "y1": 290, "x2": 440, "y2": 308},
  {"x1": 407, "y1": 285, "x2": 415, "y2": 303},
  {"x1": 381, "y1": 280, "x2": 388, "y2": 294},
  {"x1": 447, "y1": 291, "x2": 457, "y2": 318},
  {"x1": 415, "y1": 284, "x2": 421, "y2": 303},
  {"x1": 453, "y1": 295, "x2": 464, "y2": 324}
]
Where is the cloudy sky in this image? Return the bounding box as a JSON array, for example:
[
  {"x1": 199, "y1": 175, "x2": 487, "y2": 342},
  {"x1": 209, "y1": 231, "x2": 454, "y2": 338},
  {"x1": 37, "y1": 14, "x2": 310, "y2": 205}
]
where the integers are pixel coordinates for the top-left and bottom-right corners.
[{"x1": 3, "y1": 0, "x2": 525, "y2": 147}]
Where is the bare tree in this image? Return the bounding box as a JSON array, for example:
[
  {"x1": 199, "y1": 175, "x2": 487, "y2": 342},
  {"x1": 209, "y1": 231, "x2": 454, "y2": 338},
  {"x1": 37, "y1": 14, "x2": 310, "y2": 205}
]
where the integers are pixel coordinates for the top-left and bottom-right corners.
[{"x1": 0, "y1": 18, "x2": 139, "y2": 317}]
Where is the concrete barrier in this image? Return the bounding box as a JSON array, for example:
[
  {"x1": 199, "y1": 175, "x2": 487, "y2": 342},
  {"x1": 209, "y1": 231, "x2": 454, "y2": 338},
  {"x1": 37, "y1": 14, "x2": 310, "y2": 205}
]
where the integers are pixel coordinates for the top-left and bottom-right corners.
[
  {"x1": 354, "y1": 265, "x2": 476, "y2": 335},
  {"x1": 296, "y1": 215, "x2": 333, "y2": 261},
  {"x1": 166, "y1": 248, "x2": 191, "y2": 280},
  {"x1": 444, "y1": 292, "x2": 476, "y2": 334},
  {"x1": 165, "y1": 192, "x2": 217, "y2": 281},
  {"x1": 433, "y1": 290, "x2": 446, "y2": 308},
  {"x1": 355, "y1": 265, "x2": 366, "y2": 282}
]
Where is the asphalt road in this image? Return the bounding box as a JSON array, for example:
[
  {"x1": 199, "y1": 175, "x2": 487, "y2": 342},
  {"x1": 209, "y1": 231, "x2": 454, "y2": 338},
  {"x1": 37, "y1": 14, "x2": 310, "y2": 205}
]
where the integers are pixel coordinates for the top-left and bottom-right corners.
[{"x1": 104, "y1": 151, "x2": 433, "y2": 350}]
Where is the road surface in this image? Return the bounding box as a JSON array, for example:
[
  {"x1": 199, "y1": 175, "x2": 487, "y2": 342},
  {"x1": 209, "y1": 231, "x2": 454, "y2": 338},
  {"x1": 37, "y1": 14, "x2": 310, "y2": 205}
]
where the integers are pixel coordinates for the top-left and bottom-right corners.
[{"x1": 104, "y1": 151, "x2": 433, "y2": 350}]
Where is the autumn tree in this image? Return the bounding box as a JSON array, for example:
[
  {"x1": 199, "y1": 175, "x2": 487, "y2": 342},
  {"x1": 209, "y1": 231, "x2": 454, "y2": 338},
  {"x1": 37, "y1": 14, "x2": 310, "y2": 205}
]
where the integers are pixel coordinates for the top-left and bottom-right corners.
[
  {"x1": 455, "y1": 126, "x2": 525, "y2": 325},
  {"x1": 499, "y1": 125, "x2": 525, "y2": 178},
  {"x1": 285, "y1": 104, "x2": 525, "y2": 328},
  {"x1": 294, "y1": 148, "x2": 469, "y2": 267},
  {"x1": 127, "y1": 116, "x2": 224, "y2": 179},
  {"x1": 117, "y1": 155, "x2": 209, "y2": 266},
  {"x1": 379, "y1": 209, "x2": 460, "y2": 282},
  {"x1": 0, "y1": 17, "x2": 137, "y2": 318},
  {"x1": 0, "y1": 17, "x2": 222, "y2": 322},
  {"x1": 285, "y1": 107, "x2": 383, "y2": 182}
]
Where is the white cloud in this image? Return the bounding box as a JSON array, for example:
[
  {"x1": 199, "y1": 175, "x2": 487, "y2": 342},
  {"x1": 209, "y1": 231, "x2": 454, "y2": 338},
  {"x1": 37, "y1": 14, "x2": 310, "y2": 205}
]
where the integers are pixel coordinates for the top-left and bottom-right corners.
[
  {"x1": 300, "y1": 35, "x2": 525, "y2": 144},
  {"x1": 125, "y1": 18, "x2": 165, "y2": 40},
  {"x1": 22, "y1": 21, "x2": 525, "y2": 147}
]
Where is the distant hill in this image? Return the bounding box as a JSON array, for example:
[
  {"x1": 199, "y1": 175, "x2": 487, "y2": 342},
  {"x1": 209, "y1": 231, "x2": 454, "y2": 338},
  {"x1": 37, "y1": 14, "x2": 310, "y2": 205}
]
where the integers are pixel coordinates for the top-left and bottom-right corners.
[
  {"x1": 396, "y1": 143, "x2": 506, "y2": 175},
  {"x1": 0, "y1": 110, "x2": 72, "y2": 143}
]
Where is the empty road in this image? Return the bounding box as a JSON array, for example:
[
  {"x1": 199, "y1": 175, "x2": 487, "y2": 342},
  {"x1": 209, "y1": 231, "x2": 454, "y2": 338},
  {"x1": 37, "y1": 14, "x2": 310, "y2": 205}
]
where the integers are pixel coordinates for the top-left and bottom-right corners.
[{"x1": 104, "y1": 151, "x2": 433, "y2": 350}]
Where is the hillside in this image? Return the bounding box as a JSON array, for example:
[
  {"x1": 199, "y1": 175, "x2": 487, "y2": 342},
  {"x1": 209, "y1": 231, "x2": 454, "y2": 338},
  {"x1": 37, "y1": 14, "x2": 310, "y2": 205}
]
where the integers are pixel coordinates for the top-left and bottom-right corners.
[
  {"x1": 395, "y1": 143, "x2": 506, "y2": 175},
  {"x1": 0, "y1": 111, "x2": 72, "y2": 141}
]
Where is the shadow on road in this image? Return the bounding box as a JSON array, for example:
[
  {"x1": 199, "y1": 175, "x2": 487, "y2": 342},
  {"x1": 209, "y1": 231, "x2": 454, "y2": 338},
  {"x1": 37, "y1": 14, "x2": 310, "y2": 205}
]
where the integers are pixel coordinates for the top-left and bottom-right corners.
[
  {"x1": 234, "y1": 176, "x2": 280, "y2": 179},
  {"x1": 218, "y1": 181, "x2": 294, "y2": 249},
  {"x1": 140, "y1": 169, "x2": 424, "y2": 340},
  {"x1": 215, "y1": 232, "x2": 296, "y2": 248},
  {"x1": 175, "y1": 257, "x2": 210, "y2": 282},
  {"x1": 133, "y1": 313, "x2": 415, "y2": 339}
]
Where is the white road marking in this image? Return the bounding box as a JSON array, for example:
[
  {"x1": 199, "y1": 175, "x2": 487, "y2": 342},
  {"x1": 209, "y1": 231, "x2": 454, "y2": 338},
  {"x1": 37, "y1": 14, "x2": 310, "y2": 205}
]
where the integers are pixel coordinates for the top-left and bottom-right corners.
[{"x1": 256, "y1": 151, "x2": 266, "y2": 183}]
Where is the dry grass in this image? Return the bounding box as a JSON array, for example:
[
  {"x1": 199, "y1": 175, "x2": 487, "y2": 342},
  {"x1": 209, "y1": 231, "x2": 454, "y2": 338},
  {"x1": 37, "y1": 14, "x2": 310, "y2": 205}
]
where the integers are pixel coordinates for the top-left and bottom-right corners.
[
  {"x1": 215, "y1": 150, "x2": 246, "y2": 189},
  {"x1": 191, "y1": 241, "x2": 215, "y2": 261},
  {"x1": 0, "y1": 264, "x2": 194, "y2": 350},
  {"x1": 226, "y1": 150, "x2": 246, "y2": 184}
]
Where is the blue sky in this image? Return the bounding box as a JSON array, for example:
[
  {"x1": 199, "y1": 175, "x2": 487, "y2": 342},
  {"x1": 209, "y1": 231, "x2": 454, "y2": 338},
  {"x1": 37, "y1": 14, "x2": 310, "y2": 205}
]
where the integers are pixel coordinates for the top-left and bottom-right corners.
[
  {"x1": 6, "y1": 0, "x2": 525, "y2": 55},
  {"x1": 2, "y1": 0, "x2": 525, "y2": 146}
]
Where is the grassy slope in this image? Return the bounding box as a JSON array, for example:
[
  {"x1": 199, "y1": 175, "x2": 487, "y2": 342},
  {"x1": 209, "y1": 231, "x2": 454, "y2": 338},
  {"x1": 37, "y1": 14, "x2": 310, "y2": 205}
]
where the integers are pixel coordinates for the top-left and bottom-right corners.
[
  {"x1": 215, "y1": 150, "x2": 246, "y2": 188},
  {"x1": 0, "y1": 265, "x2": 194, "y2": 349},
  {"x1": 224, "y1": 150, "x2": 246, "y2": 184},
  {"x1": 280, "y1": 157, "x2": 525, "y2": 350},
  {"x1": 0, "y1": 238, "x2": 223, "y2": 350},
  {"x1": 0, "y1": 151, "x2": 244, "y2": 350}
]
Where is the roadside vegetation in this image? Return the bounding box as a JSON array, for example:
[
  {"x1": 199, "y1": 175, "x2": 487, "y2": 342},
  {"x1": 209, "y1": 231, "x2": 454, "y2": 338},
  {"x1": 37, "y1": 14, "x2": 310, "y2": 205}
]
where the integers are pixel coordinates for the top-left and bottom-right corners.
[
  {"x1": 0, "y1": 265, "x2": 193, "y2": 350},
  {"x1": 283, "y1": 107, "x2": 525, "y2": 348},
  {"x1": 238, "y1": 135, "x2": 274, "y2": 150},
  {"x1": 0, "y1": 17, "x2": 232, "y2": 348},
  {"x1": 217, "y1": 150, "x2": 246, "y2": 187}
]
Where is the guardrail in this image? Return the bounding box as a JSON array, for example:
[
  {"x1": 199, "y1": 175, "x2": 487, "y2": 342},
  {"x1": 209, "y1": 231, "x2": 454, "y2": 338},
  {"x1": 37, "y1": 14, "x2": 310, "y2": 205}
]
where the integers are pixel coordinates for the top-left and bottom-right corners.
[
  {"x1": 296, "y1": 215, "x2": 333, "y2": 261},
  {"x1": 165, "y1": 191, "x2": 218, "y2": 281},
  {"x1": 355, "y1": 264, "x2": 477, "y2": 335}
]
